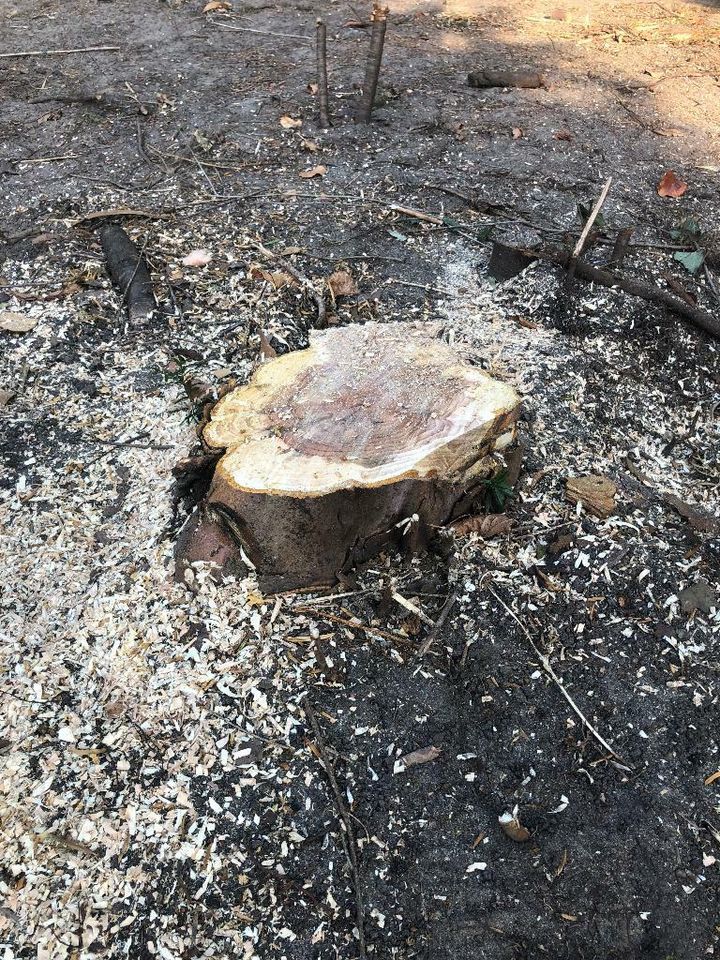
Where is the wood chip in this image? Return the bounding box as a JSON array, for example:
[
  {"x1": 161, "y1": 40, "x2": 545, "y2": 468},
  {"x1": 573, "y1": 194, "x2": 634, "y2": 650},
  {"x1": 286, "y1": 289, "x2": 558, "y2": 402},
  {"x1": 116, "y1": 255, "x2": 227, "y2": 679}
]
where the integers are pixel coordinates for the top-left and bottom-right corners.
[
  {"x1": 0, "y1": 311, "x2": 37, "y2": 333},
  {"x1": 450, "y1": 514, "x2": 513, "y2": 537},
  {"x1": 565, "y1": 474, "x2": 617, "y2": 518}
]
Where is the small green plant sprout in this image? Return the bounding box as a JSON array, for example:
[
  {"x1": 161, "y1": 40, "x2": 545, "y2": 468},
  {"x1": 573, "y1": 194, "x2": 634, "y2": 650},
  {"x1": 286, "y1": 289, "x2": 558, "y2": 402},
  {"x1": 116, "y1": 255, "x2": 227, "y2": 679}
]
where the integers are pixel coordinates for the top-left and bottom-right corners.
[{"x1": 482, "y1": 468, "x2": 514, "y2": 512}]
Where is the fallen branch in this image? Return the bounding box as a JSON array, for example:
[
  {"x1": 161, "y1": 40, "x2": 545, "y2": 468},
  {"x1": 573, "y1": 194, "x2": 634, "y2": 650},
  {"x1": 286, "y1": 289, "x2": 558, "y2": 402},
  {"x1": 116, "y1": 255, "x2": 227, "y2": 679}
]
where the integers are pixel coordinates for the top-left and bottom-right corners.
[
  {"x1": 485, "y1": 582, "x2": 631, "y2": 770},
  {"x1": 316, "y1": 19, "x2": 331, "y2": 128},
  {"x1": 99, "y1": 223, "x2": 156, "y2": 323},
  {"x1": 525, "y1": 246, "x2": 720, "y2": 340},
  {"x1": 302, "y1": 698, "x2": 367, "y2": 957},
  {"x1": 358, "y1": 5, "x2": 389, "y2": 123},
  {"x1": 468, "y1": 69, "x2": 544, "y2": 89}
]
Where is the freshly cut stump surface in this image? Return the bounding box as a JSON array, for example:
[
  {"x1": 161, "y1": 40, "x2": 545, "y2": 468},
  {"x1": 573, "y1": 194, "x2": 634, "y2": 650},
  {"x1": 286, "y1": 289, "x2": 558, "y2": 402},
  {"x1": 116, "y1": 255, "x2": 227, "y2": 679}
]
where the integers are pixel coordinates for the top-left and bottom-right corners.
[{"x1": 177, "y1": 322, "x2": 521, "y2": 590}]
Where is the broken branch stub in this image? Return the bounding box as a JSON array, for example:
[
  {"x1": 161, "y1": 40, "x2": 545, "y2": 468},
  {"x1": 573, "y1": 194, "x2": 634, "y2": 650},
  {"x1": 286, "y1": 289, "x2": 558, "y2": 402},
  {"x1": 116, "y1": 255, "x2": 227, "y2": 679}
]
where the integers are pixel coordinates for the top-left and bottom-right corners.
[{"x1": 176, "y1": 323, "x2": 521, "y2": 590}]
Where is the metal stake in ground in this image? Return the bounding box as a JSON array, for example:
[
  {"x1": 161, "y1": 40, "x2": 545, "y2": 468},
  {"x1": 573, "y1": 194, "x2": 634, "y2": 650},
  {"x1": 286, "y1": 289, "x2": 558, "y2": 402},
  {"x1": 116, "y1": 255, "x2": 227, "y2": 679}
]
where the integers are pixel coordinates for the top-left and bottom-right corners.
[
  {"x1": 316, "y1": 19, "x2": 331, "y2": 128},
  {"x1": 358, "y1": 4, "x2": 389, "y2": 123}
]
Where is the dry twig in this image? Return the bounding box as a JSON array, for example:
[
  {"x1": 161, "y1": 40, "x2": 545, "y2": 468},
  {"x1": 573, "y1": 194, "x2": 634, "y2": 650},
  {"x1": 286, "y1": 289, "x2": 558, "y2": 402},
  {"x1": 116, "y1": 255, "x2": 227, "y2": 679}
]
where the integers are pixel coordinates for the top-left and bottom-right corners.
[
  {"x1": 0, "y1": 45, "x2": 120, "y2": 59},
  {"x1": 417, "y1": 589, "x2": 459, "y2": 657},
  {"x1": 302, "y1": 698, "x2": 367, "y2": 957},
  {"x1": 484, "y1": 581, "x2": 631, "y2": 770}
]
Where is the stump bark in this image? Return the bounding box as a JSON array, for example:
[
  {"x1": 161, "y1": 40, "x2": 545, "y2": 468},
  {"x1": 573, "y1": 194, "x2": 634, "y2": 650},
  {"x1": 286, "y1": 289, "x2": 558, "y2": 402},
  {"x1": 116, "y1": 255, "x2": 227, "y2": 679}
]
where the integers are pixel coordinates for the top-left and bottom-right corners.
[{"x1": 176, "y1": 323, "x2": 521, "y2": 591}]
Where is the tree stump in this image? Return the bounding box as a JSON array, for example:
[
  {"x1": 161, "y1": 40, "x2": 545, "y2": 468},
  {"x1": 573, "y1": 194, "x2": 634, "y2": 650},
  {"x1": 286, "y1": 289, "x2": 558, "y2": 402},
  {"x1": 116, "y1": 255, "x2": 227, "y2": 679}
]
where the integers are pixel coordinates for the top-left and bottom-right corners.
[{"x1": 176, "y1": 323, "x2": 521, "y2": 591}]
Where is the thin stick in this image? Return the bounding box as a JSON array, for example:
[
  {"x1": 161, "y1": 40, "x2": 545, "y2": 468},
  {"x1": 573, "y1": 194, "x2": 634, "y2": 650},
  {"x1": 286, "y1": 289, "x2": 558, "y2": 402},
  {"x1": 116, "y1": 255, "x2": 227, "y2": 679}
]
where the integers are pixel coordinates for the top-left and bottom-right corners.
[
  {"x1": 316, "y1": 19, "x2": 331, "y2": 128},
  {"x1": 485, "y1": 582, "x2": 631, "y2": 770},
  {"x1": 389, "y1": 203, "x2": 444, "y2": 225},
  {"x1": 294, "y1": 606, "x2": 410, "y2": 646},
  {"x1": 572, "y1": 176, "x2": 613, "y2": 259},
  {"x1": 0, "y1": 45, "x2": 120, "y2": 59},
  {"x1": 417, "y1": 590, "x2": 459, "y2": 657},
  {"x1": 302, "y1": 698, "x2": 367, "y2": 957},
  {"x1": 704, "y1": 263, "x2": 720, "y2": 308},
  {"x1": 358, "y1": 5, "x2": 389, "y2": 123},
  {"x1": 254, "y1": 241, "x2": 326, "y2": 328},
  {"x1": 214, "y1": 23, "x2": 312, "y2": 41}
]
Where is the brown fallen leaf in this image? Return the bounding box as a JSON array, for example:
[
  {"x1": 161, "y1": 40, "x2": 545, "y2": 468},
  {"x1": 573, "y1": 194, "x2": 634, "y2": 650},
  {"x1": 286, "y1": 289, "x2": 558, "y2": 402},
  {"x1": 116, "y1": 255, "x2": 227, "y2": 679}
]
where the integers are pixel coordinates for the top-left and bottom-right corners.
[
  {"x1": 301, "y1": 138, "x2": 319, "y2": 152},
  {"x1": 299, "y1": 164, "x2": 327, "y2": 179},
  {"x1": 705, "y1": 770, "x2": 720, "y2": 786},
  {"x1": 398, "y1": 745, "x2": 442, "y2": 769},
  {"x1": 203, "y1": 0, "x2": 231, "y2": 10},
  {"x1": 554, "y1": 128, "x2": 573, "y2": 141},
  {"x1": 566, "y1": 475, "x2": 617, "y2": 519},
  {"x1": 182, "y1": 249, "x2": 212, "y2": 267},
  {"x1": 280, "y1": 115, "x2": 302, "y2": 130},
  {"x1": 512, "y1": 127, "x2": 523, "y2": 139},
  {"x1": 0, "y1": 311, "x2": 37, "y2": 333},
  {"x1": 258, "y1": 329, "x2": 277, "y2": 360},
  {"x1": 307, "y1": 83, "x2": 319, "y2": 95},
  {"x1": 657, "y1": 170, "x2": 687, "y2": 198},
  {"x1": 0, "y1": 388, "x2": 15, "y2": 408},
  {"x1": 450, "y1": 514, "x2": 513, "y2": 538},
  {"x1": 498, "y1": 811, "x2": 531, "y2": 842},
  {"x1": 327, "y1": 269, "x2": 358, "y2": 298},
  {"x1": 249, "y1": 265, "x2": 295, "y2": 289}
]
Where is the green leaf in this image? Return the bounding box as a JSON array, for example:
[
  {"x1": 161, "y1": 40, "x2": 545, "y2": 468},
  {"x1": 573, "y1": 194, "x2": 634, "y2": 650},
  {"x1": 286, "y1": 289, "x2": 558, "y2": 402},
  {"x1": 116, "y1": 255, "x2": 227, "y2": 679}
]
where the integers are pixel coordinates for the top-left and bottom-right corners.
[
  {"x1": 577, "y1": 203, "x2": 605, "y2": 230},
  {"x1": 680, "y1": 217, "x2": 702, "y2": 237},
  {"x1": 482, "y1": 469, "x2": 514, "y2": 512},
  {"x1": 673, "y1": 249, "x2": 705, "y2": 274}
]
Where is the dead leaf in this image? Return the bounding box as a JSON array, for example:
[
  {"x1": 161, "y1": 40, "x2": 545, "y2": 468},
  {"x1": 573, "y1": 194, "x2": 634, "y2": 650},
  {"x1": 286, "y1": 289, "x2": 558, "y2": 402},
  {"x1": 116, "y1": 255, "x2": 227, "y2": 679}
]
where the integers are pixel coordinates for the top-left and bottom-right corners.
[
  {"x1": 327, "y1": 270, "x2": 358, "y2": 298},
  {"x1": 554, "y1": 129, "x2": 573, "y2": 141},
  {"x1": 705, "y1": 770, "x2": 720, "y2": 786},
  {"x1": 299, "y1": 164, "x2": 327, "y2": 179},
  {"x1": 566, "y1": 475, "x2": 617, "y2": 518},
  {"x1": 512, "y1": 127, "x2": 523, "y2": 139},
  {"x1": 0, "y1": 388, "x2": 15, "y2": 408},
  {"x1": 203, "y1": 0, "x2": 231, "y2": 11},
  {"x1": 561, "y1": 914, "x2": 578, "y2": 922},
  {"x1": 301, "y1": 138, "x2": 319, "y2": 152},
  {"x1": 657, "y1": 170, "x2": 687, "y2": 198},
  {"x1": 0, "y1": 311, "x2": 37, "y2": 333},
  {"x1": 307, "y1": 83, "x2": 319, "y2": 95},
  {"x1": 249, "y1": 264, "x2": 294, "y2": 289},
  {"x1": 399, "y1": 745, "x2": 441, "y2": 768},
  {"x1": 553, "y1": 848, "x2": 569, "y2": 878},
  {"x1": 182, "y1": 249, "x2": 212, "y2": 267},
  {"x1": 258, "y1": 329, "x2": 277, "y2": 360},
  {"x1": 498, "y1": 811, "x2": 531, "y2": 842},
  {"x1": 450, "y1": 514, "x2": 513, "y2": 538},
  {"x1": 280, "y1": 115, "x2": 302, "y2": 130}
]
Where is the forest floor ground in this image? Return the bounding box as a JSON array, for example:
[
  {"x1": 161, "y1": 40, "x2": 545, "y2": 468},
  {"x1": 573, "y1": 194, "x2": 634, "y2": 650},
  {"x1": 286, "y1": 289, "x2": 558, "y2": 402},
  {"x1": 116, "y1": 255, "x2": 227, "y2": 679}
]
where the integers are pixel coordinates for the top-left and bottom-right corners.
[{"x1": 1, "y1": 0, "x2": 719, "y2": 958}]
